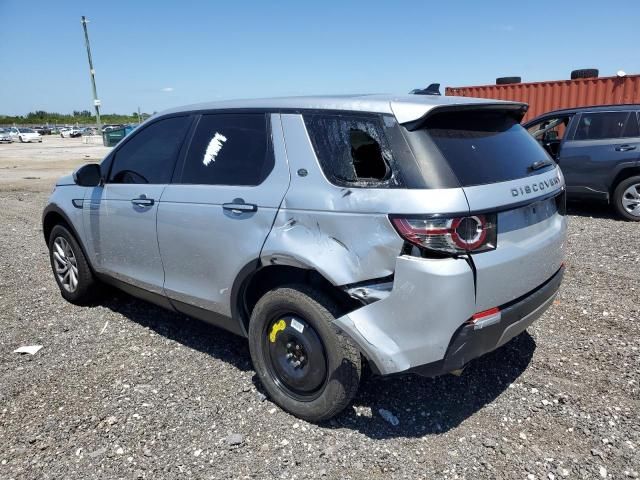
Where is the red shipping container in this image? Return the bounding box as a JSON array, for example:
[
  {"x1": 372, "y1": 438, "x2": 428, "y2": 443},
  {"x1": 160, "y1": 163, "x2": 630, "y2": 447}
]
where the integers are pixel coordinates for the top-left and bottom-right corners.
[{"x1": 445, "y1": 75, "x2": 640, "y2": 122}]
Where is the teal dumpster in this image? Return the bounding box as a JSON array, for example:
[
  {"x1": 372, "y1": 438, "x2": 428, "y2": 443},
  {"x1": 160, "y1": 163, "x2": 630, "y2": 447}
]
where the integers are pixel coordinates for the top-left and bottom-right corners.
[{"x1": 102, "y1": 125, "x2": 135, "y2": 147}]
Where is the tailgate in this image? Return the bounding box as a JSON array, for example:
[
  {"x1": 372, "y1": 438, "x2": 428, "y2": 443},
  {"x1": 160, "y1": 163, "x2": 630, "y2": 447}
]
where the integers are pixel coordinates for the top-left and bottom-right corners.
[
  {"x1": 399, "y1": 105, "x2": 567, "y2": 310},
  {"x1": 466, "y1": 175, "x2": 567, "y2": 310}
]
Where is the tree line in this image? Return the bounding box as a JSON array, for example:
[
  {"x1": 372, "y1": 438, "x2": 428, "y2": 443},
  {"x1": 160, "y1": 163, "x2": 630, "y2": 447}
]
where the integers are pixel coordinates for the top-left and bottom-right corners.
[{"x1": 0, "y1": 110, "x2": 154, "y2": 125}]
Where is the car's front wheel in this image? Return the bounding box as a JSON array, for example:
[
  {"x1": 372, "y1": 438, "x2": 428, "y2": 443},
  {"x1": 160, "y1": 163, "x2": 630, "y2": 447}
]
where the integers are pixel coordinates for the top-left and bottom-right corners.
[
  {"x1": 613, "y1": 175, "x2": 640, "y2": 221},
  {"x1": 248, "y1": 285, "x2": 361, "y2": 422},
  {"x1": 19, "y1": 136, "x2": 24, "y2": 143},
  {"x1": 48, "y1": 224, "x2": 97, "y2": 304}
]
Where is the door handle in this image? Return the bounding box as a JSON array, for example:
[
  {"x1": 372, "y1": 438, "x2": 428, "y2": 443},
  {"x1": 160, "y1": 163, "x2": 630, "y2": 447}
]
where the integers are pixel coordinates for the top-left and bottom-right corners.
[
  {"x1": 131, "y1": 195, "x2": 154, "y2": 207},
  {"x1": 223, "y1": 202, "x2": 257, "y2": 213},
  {"x1": 615, "y1": 145, "x2": 636, "y2": 152}
]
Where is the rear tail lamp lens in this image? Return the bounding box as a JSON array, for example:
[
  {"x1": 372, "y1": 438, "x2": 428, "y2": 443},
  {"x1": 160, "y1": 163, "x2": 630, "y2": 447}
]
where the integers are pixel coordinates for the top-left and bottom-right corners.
[{"x1": 391, "y1": 214, "x2": 497, "y2": 255}]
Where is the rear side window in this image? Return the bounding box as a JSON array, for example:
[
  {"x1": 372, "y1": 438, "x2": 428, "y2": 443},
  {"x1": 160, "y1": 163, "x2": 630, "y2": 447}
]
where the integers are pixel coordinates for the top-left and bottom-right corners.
[
  {"x1": 303, "y1": 114, "x2": 404, "y2": 188},
  {"x1": 108, "y1": 116, "x2": 191, "y2": 184},
  {"x1": 180, "y1": 113, "x2": 273, "y2": 186},
  {"x1": 574, "y1": 112, "x2": 639, "y2": 140},
  {"x1": 406, "y1": 110, "x2": 553, "y2": 187}
]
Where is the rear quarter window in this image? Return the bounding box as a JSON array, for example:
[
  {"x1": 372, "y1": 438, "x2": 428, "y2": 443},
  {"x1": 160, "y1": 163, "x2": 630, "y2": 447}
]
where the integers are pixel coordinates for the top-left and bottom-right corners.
[{"x1": 303, "y1": 113, "x2": 405, "y2": 188}]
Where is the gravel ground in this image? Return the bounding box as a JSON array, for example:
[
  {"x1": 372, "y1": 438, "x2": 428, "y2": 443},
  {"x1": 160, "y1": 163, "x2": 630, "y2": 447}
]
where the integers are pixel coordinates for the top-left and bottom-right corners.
[{"x1": 0, "y1": 144, "x2": 638, "y2": 479}]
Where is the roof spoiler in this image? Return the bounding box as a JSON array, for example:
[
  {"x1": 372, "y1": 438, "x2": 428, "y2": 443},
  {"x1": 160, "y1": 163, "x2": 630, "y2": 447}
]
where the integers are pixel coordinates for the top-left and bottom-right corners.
[{"x1": 401, "y1": 103, "x2": 529, "y2": 131}]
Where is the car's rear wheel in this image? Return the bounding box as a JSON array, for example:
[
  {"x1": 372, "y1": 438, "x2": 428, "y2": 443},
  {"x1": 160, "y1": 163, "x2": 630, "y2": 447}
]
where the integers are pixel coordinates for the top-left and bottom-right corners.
[
  {"x1": 248, "y1": 285, "x2": 361, "y2": 422},
  {"x1": 48, "y1": 224, "x2": 97, "y2": 303},
  {"x1": 613, "y1": 176, "x2": 640, "y2": 221}
]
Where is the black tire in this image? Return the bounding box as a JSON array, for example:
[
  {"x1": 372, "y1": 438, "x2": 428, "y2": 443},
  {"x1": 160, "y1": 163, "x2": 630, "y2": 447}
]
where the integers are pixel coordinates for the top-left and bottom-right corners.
[
  {"x1": 570, "y1": 68, "x2": 598, "y2": 80},
  {"x1": 613, "y1": 175, "x2": 640, "y2": 221},
  {"x1": 496, "y1": 76, "x2": 521, "y2": 85},
  {"x1": 248, "y1": 285, "x2": 361, "y2": 422},
  {"x1": 48, "y1": 224, "x2": 97, "y2": 304},
  {"x1": 19, "y1": 136, "x2": 24, "y2": 143}
]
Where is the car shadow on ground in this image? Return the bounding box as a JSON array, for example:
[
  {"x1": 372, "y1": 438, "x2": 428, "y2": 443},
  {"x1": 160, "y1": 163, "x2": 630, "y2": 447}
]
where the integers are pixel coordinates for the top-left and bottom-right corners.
[
  {"x1": 99, "y1": 291, "x2": 254, "y2": 373},
  {"x1": 325, "y1": 332, "x2": 536, "y2": 439},
  {"x1": 567, "y1": 199, "x2": 618, "y2": 220},
  {"x1": 97, "y1": 289, "x2": 535, "y2": 439}
]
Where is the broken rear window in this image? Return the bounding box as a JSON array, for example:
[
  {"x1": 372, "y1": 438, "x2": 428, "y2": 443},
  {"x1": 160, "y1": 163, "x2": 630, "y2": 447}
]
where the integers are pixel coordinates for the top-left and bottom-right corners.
[{"x1": 303, "y1": 113, "x2": 404, "y2": 188}]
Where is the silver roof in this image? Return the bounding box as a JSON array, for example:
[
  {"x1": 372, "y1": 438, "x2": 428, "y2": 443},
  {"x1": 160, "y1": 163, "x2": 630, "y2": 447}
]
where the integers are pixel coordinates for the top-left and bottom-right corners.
[{"x1": 160, "y1": 94, "x2": 521, "y2": 124}]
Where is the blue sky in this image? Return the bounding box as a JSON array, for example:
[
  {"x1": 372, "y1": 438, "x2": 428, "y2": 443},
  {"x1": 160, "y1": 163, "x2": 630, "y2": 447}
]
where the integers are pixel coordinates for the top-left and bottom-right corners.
[{"x1": 1, "y1": 0, "x2": 638, "y2": 115}]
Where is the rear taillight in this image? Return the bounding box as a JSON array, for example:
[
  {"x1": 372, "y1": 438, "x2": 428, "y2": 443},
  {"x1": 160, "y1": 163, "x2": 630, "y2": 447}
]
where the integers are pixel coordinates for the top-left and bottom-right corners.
[{"x1": 390, "y1": 214, "x2": 497, "y2": 255}]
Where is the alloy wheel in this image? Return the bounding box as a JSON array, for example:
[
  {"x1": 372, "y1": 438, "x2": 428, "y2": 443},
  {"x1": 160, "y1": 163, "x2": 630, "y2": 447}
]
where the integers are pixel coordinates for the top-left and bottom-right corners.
[
  {"x1": 621, "y1": 183, "x2": 640, "y2": 217},
  {"x1": 52, "y1": 236, "x2": 79, "y2": 292}
]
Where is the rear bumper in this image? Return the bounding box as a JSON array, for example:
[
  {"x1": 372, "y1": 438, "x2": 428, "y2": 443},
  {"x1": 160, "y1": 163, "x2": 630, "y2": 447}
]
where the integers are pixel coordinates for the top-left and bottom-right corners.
[
  {"x1": 334, "y1": 254, "x2": 564, "y2": 376},
  {"x1": 410, "y1": 265, "x2": 563, "y2": 377}
]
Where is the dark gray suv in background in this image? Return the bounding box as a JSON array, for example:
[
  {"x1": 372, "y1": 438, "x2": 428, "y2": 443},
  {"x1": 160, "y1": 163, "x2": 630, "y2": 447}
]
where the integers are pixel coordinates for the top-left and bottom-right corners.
[{"x1": 525, "y1": 104, "x2": 640, "y2": 220}]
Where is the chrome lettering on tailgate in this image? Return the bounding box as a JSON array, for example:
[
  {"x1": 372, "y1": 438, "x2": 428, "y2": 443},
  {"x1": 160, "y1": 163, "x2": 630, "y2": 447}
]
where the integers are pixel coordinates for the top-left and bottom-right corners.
[{"x1": 511, "y1": 175, "x2": 561, "y2": 197}]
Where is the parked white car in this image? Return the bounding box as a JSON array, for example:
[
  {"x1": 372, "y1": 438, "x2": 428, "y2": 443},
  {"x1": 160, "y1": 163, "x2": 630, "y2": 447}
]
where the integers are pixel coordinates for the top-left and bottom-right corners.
[
  {"x1": 10, "y1": 127, "x2": 42, "y2": 143},
  {"x1": 60, "y1": 127, "x2": 82, "y2": 138},
  {"x1": 0, "y1": 128, "x2": 13, "y2": 143}
]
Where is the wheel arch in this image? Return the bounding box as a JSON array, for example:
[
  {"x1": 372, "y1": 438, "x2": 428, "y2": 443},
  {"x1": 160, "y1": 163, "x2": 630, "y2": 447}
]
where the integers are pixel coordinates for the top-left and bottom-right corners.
[
  {"x1": 610, "y1": 166, "x2": 640, "y2": 198},
  {"x1": 42, "y1": 205, "x2": 94, "y2": 271},
  {"x1": 232, "y1": 262, "x2": 360, "y2": 336}
]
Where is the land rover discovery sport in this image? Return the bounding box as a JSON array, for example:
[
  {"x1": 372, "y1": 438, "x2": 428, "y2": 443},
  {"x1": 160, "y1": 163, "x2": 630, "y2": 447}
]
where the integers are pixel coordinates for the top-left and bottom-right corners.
[{"x1": 43, "y1": 95, "x2": 567, "y2": 421}]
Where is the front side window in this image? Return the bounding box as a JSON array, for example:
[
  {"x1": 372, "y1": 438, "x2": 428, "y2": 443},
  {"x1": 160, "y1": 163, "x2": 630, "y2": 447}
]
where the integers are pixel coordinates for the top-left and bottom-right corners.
[
  {"x1": 527, "y1": 116, "x2": 571, "y2": 142},
  {"x1": 303, "y1": 113, "x2": 404, "y2": 188},
  {"x1": 108, "y1": 116, "x2": 191, "y2": 184},
  {"x1": 573, "y1": 112, "x2": 639, "y2": 140},
  {"x1": 180, "y1": 113, "x2": 273, "y2": 186}
]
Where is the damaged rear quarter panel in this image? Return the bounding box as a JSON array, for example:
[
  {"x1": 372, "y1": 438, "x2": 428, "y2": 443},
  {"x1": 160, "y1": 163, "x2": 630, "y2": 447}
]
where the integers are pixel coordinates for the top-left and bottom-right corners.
[
  {"x1": 334, "y1": 255, "x2": 476, "y2": 374},
  {"x1": 262, "y1": 113, "x2": 470, "y2": 286},
  {"x1": 262, "y1": 210, "x2": 402, "y2": 285}
]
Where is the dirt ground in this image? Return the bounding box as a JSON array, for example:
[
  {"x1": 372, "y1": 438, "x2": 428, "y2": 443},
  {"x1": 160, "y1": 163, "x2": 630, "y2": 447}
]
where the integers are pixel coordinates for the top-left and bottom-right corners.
[
  {"x1": 0, "y1": 138, "x2": 638, "y2": 479},
  {"x1": 0, "y1": 136, "x2": 110, "y2": 191}
]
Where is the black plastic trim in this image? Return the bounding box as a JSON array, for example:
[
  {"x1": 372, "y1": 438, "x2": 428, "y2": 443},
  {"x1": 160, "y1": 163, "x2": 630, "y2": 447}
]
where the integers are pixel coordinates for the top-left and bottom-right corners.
[
  {"x1": 98, "y1": 274, "x2": 175, "y2": 311},
  {"x1": 409, "y1": 265, "x2": 564, "y2": 377},
  {"x1": 230, "y1": 259, "x2": 262, "y2": 337},
  {"x1": 169, "y1": 299, "x2": 243, "y2": 336}
]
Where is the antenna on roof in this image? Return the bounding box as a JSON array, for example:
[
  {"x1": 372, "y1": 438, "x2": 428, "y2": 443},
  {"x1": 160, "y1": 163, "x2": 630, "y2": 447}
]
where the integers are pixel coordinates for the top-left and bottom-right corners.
[{"x1": 409, "y1": 83, "x2": 441, "y2": 96}]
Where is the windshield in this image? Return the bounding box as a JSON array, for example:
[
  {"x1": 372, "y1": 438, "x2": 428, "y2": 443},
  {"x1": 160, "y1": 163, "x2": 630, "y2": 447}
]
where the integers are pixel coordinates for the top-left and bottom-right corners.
[
  {"x1": 19, "y1": 128, "x2": 35, "y2": 133},
  {"x1": 404, "y1": 110, "x2": 555, "y2": 187}
]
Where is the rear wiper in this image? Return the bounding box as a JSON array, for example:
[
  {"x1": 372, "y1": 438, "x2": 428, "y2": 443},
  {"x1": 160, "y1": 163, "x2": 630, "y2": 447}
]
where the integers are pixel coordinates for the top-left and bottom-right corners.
[{"x1": 529, "y1": 159, "x2": 554, "y2": 171}]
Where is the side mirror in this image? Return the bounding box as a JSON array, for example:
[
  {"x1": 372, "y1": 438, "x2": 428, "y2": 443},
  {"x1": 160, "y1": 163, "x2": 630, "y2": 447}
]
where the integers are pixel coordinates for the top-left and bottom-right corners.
[{"x1": 73, "y1": 163, "x2": 102, "y2": 187}]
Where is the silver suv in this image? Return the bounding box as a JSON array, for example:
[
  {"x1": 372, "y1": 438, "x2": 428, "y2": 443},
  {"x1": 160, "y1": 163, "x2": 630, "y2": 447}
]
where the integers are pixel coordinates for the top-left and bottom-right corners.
[{"x1": 43, "y1": 95, "x2": 567, "y2": 421}]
